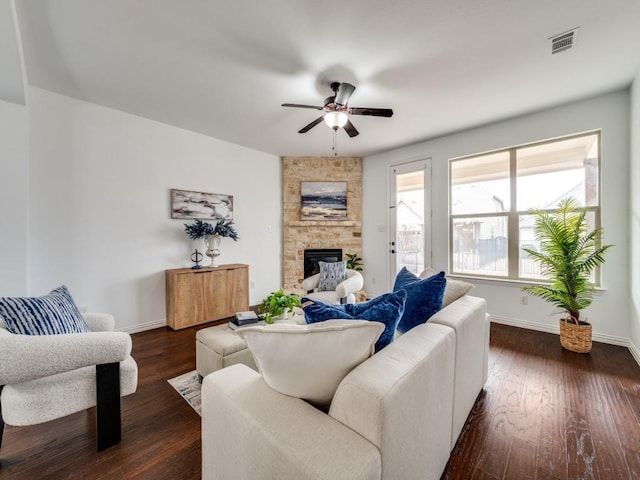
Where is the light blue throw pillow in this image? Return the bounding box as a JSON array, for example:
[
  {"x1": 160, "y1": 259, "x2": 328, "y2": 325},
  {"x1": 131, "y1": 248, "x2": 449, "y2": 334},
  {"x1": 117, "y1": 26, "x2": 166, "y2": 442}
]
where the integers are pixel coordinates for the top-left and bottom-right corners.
[
  {"x1": 393, "y1": 268, "x2": 446, "y2": 334},
  {"x1": 318, "y1": 261, "x2": 347, "y2": 291},
  {"x1": 0, "y1": 285, "x2": 90, "y2": 335},
  {"x1": 303, "y1": 290, "x2": 407, "y2": 352}
]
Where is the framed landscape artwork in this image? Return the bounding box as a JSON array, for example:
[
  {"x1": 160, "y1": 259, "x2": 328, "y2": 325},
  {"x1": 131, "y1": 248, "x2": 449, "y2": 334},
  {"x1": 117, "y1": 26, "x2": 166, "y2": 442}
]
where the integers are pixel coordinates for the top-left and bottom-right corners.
[
  {"x1": 300, "y1": 182, "x2": 347, "y2": 220},
  {"x1": 170, "y1": 189, "x2": 233, "y2": 220}
]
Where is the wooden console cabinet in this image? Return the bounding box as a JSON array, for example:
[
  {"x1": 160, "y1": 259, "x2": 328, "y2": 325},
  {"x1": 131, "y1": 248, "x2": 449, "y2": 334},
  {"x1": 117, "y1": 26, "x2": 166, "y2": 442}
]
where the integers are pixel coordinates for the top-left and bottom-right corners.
[{"x1": 165, "y1": 264, "x2": 249, "y2": 330}]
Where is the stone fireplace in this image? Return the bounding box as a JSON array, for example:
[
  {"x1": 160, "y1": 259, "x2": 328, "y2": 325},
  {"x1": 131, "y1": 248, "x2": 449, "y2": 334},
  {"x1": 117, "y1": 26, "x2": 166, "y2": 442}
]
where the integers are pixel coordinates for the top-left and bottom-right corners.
[{"x1": 282, "y1": 156, "x2": 362, "y2": 293}]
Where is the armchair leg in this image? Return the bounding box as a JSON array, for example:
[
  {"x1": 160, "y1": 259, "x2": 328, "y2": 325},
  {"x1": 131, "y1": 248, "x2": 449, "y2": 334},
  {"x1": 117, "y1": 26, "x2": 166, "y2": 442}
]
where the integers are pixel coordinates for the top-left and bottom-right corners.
[
  {"x1": 0, "y1": 385, "x2": 4, "y2": 450},
  {"x1": 96, "y1": 362, "x2": 121, "y2": 451}
]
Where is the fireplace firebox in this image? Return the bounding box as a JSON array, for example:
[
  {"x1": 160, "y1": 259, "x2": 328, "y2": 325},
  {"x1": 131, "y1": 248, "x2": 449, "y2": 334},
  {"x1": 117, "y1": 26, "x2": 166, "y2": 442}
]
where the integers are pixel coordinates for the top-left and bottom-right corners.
[{"x1": 303, "y1": 249, "x2": 343, "y2": 278}]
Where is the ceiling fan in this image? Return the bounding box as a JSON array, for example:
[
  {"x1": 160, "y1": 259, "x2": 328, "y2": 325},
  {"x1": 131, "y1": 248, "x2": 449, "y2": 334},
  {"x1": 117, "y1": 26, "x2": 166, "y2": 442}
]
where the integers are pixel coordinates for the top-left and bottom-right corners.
[{"x1": 282, "y1": 82, "x2": 393, "y2": 138}]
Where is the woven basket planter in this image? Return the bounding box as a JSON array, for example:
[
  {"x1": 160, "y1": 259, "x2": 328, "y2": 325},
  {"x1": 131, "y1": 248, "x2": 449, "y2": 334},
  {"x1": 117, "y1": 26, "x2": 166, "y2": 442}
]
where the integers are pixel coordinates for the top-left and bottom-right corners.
[{"x1": 559, "y1": 317, "x2": 592, "y2": 353}]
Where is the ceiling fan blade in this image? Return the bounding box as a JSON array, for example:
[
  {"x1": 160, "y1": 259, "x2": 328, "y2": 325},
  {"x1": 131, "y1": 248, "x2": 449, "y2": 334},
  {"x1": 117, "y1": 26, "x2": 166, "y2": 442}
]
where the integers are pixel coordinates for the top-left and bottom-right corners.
[
  {"x1": 335, "y1": 83, "x2": 356, "y2": 106},
  {"x1": 282, "y1": 103, "x2": 324, "y2": 110},
  {"x1": 348, "y1": 107, "x2": 394, "y2": 117},
  {"x1": 298, "y1": 116, "x2": 325, "y2": 133},
  {"x1": 343, "y1": 119, "x2": 359, "y2": 137}
]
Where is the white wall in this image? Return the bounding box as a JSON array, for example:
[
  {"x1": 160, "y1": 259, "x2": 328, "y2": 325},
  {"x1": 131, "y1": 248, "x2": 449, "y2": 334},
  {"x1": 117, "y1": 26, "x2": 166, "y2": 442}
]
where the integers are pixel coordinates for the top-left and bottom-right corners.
[
  {"x1": 0, "y1": 98, "x2": 28, "y2": 295},
  {"x1": 364, "y1": 90, "x2": 630, "y2": 344},
  {"x1": 27, "y1": 87, "x2": 281, "y2": 332},
  {"x1": 630, "y1": 74, "x2": 640, "y2": 361}
]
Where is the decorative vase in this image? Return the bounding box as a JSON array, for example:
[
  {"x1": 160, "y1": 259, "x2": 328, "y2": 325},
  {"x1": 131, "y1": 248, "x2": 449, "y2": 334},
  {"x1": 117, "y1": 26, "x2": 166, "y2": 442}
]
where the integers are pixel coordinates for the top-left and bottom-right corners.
[
  {"x1": 273, "y1": 311, "x2": 289, "y2": 321},
  {"x1": 559, "y1": 317, "x2": 592, "y2": 353},
  {"x1": 204, "y1": 234, "x2": 222, "y2": 267}
]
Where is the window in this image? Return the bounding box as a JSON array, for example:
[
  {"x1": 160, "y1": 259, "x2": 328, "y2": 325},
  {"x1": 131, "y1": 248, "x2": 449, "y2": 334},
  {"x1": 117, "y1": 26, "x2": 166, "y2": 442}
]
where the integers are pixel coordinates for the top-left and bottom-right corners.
[{"x1": 449, "y1": 131, "x2": 601, "y2": 283}]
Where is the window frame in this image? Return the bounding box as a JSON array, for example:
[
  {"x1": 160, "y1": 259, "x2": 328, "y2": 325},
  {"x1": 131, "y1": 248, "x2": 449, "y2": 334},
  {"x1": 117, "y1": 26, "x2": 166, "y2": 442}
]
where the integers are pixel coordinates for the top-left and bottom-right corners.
[{"x1": 448, "y1": 130, "x2": 602, "y2": 285}]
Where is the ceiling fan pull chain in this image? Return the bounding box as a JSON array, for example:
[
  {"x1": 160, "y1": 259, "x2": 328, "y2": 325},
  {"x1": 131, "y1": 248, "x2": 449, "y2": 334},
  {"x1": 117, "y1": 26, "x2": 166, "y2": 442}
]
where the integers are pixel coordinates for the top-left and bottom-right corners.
[{"x1": 332, "y1": 128, "x2": 338, "y2": 156}]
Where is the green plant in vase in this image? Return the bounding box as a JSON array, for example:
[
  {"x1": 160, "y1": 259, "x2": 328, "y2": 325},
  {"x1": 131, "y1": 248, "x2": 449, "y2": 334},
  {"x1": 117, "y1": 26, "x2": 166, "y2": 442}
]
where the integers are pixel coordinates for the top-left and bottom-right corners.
[
  {"x1": 345, "y1": 253, "x2": 363, "y2": 271},
  {"x1": 258, "y1": 289, "x2": 301, "y2": 324}
]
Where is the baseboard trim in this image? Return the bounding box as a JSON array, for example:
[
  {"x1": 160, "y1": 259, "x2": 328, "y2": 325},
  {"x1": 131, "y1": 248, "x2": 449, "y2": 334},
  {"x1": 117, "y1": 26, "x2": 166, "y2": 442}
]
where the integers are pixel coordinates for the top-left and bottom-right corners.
[
  {"x1": 629, "y1": 340, "x2": 640, "y2": 367},
  {"x1": 489, "y1": 314, "x2": 630, "y2": 347},
  {"x1": 490, "y1": 314, "x2": 559, "y2": 336},
  {"x1": 119, "y1": 319, "x2": 167, "y2": 334}
]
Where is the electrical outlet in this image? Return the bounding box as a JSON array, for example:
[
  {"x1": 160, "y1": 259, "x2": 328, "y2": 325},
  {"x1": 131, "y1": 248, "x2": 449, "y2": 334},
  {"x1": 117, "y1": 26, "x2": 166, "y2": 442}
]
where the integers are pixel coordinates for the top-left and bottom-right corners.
[{"x1": 520, "y1": 294, "x2": 528, "y2": 305}]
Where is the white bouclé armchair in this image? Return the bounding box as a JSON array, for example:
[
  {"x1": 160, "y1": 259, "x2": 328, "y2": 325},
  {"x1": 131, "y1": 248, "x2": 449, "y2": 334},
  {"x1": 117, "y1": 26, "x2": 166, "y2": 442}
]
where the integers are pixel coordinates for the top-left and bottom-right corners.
[
  {"x1": 0, "y1": 312, "x2": 138, "y2": 453},
  {"x1": 301, "y1": 269, "x2": 364, "y2": 304}
]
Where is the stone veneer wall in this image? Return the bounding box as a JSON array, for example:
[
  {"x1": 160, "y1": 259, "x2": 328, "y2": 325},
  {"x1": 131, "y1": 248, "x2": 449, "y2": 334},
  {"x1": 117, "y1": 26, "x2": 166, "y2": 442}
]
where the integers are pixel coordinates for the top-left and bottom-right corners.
[{"x1": 282, "y1": 156, "x2": 362, "y2": 293}]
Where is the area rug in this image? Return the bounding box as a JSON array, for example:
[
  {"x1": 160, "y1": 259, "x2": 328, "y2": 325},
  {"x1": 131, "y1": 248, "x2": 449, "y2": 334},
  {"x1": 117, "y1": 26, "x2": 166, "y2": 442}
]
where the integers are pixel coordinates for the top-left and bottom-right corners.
[{"x1": 168, "y1": 370, "x2": 201, "y2": 416}]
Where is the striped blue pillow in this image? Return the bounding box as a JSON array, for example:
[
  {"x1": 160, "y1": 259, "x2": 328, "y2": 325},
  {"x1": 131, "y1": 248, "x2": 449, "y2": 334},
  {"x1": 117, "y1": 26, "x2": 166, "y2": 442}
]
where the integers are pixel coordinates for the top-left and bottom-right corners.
[{"x1": 0, "y1": 285, "x2": 90, "y2": 335}]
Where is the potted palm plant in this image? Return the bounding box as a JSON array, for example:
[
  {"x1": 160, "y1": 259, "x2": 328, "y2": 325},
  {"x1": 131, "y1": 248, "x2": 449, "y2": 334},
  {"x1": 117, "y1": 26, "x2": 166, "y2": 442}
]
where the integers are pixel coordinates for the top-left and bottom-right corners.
[{"x1": 522, "y1": 197, "x2": 612, "y2": 353}]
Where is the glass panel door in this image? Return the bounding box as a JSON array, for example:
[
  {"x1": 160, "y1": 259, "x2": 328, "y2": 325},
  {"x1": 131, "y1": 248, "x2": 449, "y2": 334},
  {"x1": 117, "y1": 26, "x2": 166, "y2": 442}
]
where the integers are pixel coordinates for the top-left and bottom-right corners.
[{"x1": 389, "y1": 160, "x2": 431, "y2": 285}]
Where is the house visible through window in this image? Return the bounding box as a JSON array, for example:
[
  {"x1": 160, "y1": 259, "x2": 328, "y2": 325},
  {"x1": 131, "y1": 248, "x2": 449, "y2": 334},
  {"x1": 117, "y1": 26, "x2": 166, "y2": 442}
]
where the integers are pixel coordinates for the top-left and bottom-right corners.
[{"x1": 449, "y1": 131, "x2": 601, "y2": 283}]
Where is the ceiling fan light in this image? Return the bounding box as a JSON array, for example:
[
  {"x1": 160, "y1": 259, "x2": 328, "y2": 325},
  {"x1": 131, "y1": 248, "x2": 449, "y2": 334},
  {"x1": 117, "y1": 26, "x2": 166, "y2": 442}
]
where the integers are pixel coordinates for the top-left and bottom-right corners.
[{"x1": 324, "y1": 111, "x2": 349, "y2": 129}]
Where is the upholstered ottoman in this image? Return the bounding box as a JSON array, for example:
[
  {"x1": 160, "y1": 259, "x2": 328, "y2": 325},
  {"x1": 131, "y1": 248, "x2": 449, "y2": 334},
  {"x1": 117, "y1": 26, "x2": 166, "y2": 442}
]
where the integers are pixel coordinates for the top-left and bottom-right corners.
[
  {"x1": 196, "y1": 313, "x2": 306, "y2": 380},
  {"x1": 196, "y1": 324, "x2": 257, "y2": 380}
]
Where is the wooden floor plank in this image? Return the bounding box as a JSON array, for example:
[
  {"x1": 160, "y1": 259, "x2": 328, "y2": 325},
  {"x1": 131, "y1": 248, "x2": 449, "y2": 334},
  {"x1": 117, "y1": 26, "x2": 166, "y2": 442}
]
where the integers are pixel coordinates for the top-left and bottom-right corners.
[
  {"x1": 503, "y1": 437, "x2": 537, "y2": 480},
  {"x1": 2, "y1": 321, "x2": 640, "y2": 480},
  {"x1": 564, "y1": 407, "x2": 600, "y2": 479},
  {"x1": 588, "y1": 403, "x2": 632, "y2": 479}
]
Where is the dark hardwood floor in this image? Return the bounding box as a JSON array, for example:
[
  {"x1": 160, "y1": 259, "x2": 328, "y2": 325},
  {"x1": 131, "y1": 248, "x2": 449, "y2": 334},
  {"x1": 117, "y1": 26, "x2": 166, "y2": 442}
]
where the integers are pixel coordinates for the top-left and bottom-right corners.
[
  {"x1": 443, "y1": 324, "x2": 640, "y2": 480},
  {"x1": 1, "y1": 322, "x2": 639, "y2": 479}
]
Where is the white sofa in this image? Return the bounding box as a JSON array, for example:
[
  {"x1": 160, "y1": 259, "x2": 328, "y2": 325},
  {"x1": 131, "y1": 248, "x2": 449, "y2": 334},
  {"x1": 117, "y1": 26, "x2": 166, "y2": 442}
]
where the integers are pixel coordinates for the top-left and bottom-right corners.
[{"x1": 201, "y1": 294, "x2": 488, "y2": 480}]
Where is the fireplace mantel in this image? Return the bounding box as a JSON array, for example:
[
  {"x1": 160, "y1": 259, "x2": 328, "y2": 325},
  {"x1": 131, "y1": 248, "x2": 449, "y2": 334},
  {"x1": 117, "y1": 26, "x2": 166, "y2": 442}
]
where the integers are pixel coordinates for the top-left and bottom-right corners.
[{"x1": 288, "y1": 221, "x2": 359, "y2": 227}]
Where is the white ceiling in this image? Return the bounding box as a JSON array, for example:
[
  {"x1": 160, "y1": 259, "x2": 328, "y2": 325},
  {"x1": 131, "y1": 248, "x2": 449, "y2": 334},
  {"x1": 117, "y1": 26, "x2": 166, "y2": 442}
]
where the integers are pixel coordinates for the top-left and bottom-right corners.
[{"x1": 7, "y1": 0, "x2": 640, "y2": 157}]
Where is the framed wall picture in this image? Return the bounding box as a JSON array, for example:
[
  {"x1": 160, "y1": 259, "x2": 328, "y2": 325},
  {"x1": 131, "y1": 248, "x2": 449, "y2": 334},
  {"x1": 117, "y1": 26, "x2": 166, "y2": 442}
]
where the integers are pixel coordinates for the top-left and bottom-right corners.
[
  {"x1": 170, "y1": 189, "x2": 233, "y2": 220},
  {"x1": 300, "y1": 181, "x2": 347, "y2": 220}
]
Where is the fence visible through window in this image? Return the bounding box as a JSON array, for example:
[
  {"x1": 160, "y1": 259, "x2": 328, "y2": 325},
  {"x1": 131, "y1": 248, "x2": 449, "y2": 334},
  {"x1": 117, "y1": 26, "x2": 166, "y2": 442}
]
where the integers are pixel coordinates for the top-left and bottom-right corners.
[
  {"x1": 397, "y1": 229, "x2": 424, "y2": 275},
  {"x1": 449, "y1": 131, "x2": 601, "y2": 283}
]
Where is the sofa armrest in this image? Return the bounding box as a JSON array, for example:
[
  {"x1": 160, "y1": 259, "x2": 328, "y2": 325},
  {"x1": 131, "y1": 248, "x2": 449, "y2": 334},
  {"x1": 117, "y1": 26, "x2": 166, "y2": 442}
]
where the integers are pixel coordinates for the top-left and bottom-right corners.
[
  {"x1": 428, "y1": 294, "x2": 488, "y2": 448},
  {"x1": 301, "y1": 273, "x2": 320, "y2": 292},
  {"x1": 83, "y1": 312, "x2": 115, "y2": 332},
  {"x1": 202, "y1": 364, "x2": 381, "y2": 480},
  {"x1": 329, "y1": 323, "x2": 455, "y2": 480},
  {"x1": 0, "y1": 329, "x2": 132, "y2": 384}
]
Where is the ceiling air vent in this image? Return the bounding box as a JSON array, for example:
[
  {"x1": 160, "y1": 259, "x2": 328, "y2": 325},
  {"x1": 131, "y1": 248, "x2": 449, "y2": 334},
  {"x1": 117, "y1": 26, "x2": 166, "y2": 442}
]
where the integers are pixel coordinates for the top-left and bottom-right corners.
[{"x1": 550, "y1": 28, "x2": 578, "y2": 54}]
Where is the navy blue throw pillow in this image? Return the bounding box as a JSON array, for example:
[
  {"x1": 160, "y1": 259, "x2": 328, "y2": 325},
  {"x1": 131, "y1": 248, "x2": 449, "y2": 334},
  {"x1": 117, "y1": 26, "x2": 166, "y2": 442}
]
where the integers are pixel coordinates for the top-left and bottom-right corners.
[
  {"x1": 303, "y1": 290, "x2": 407, "y2": 352},
  {"x1": 393, "y1": 268, "x2": 446, "y2": 334}
]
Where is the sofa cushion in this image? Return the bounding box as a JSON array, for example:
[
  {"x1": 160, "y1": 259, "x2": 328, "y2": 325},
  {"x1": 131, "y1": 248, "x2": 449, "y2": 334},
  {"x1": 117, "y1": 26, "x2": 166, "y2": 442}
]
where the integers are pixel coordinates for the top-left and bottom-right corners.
[
  {"x1": 0, "y1": 286, "x2": 90, "y2": 335},
  {"x1": 318, "y1": 261, "x2": 347, "y2": 291},
  {"x1": 302, "y1": 290, "x2": 407, "y2": 351},
  {"x1": 393, "y1": 268, "x2": 446, "y2": 333},
  {"x1": 236, "y1": 320, "x2": 384, "y2": 406},
  {"x1": 419, "y1": 267, "x2": 475, "y2": 307}
]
